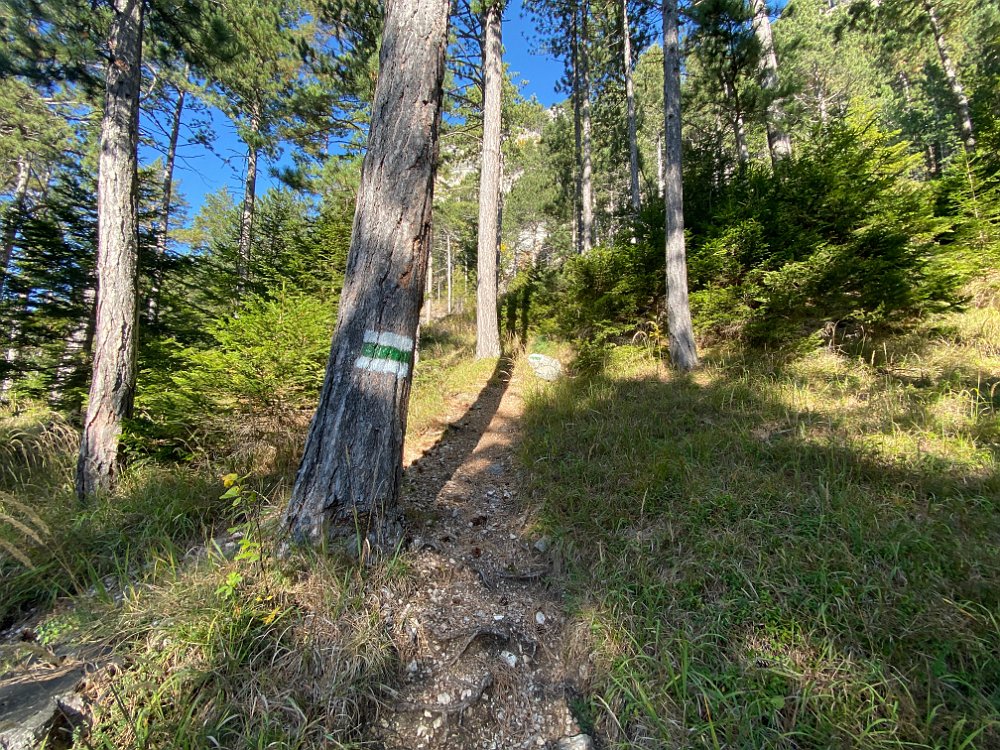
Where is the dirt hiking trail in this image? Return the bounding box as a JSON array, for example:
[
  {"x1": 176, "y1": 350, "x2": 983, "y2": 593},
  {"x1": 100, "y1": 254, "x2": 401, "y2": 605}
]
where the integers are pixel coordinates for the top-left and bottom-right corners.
[{"x1": 376, "y1": 358, "x2": 592, "y2": 750}]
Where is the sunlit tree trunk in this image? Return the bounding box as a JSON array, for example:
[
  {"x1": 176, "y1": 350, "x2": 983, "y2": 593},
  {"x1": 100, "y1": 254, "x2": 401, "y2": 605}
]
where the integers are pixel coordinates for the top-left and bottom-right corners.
[
  {"x1": 146, "y1": 81, "x2": 186, "y2": 324},
  {"x1": 922, "y1": 0, "x2": 974, "y2": 152},
  {"x1": 663, "y1": 0, "x2": 698, "y2": 370},
  {"x1": 425, "y1": 239, "x2": 433, "y2": 324},
  {"x1": 1, "y1": 158, "x2": 30, "y2": 300},
  {"x1": 476, "y1": 0, "x2": 503, "y2": 359},
  {"x1": 572, "y1": 10, "x2": 584, "y2": 254},
  {"x1": 750, "y1": 0, "x2": 792, "y2": 165},
  {"x1": 446, "y1": 232, "x2": 452, "y2": 314},
  {"x1": 237, "y1": 108, "x2": 260, "y2": 295},
  {"x1": 656, "y1": 130, "x2": 665, "y2": 198},
  {"x1": 580, "y1": 1, "x2": 594, "y2": 252},
  {"x1": 283, "y1": 0, "x2": 450, "y2": 548},
  {"x1": 77, "y1": 0, "x2": 144, "y2": 498},
  {"x1": 623, "y1": 0, "x2": 641, "y2": 214}
]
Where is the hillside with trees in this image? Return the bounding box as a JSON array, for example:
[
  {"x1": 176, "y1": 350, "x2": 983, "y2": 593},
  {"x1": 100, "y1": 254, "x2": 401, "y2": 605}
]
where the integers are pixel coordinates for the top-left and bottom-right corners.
[{"x1": 0, "y1": 0, "x2": 997, "y2": 747}]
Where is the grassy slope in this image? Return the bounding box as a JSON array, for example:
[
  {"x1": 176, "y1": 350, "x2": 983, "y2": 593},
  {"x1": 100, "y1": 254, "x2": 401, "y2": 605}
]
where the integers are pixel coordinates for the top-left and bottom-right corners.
[
  {"x1": 0, "y1": 313, "x2": 490, "y2": 749},
  {"x1": 519, "y1": 285, "x2": 1000, "y2": 748}
]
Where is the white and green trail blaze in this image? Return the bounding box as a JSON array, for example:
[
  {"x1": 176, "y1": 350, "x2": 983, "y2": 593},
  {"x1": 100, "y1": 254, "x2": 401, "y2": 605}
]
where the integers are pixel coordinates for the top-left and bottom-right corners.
[{"x1": 354, "y1": 330, "x2": 414, "y2": 379}]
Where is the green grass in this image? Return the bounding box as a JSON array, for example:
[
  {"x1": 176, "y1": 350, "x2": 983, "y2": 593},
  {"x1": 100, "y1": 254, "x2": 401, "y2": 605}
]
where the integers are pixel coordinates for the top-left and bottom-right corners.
[
  {"x1": 519, "y1": 295, "x2": 1000, "y2": 748},
  {"x1": 407, "y1": 310, "x2": 500, "y2": 441},
  {"x1": 0, "y1": 311, "x2": 492, "y2": 749}
]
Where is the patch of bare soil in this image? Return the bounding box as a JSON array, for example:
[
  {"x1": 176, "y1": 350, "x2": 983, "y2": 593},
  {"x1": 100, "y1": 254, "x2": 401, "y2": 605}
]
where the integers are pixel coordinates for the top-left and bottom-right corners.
[{"x1": 376, "y1": 359, "x2": 592, "y2": 750}]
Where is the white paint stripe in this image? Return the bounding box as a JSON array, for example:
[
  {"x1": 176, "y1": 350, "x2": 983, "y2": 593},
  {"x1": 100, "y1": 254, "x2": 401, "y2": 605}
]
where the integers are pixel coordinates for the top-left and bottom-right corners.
[
  {"x1": 376, "y1": 331, "x2": 413, "y2": 353},
  {"x1": 362, "y1": 329, "x2": 414, "y2": 354},
  {"x1": 355, "y1": 355, "x2": 409, "y2": 380}
]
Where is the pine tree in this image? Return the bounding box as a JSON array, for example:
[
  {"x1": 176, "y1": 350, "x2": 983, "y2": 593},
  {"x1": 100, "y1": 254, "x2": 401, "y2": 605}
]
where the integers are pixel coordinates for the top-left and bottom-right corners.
[
  {"x1": 476, "y1": 0, "x2": 504, "y2": 359},
  {"x1": 663, "y1": 0, "x2": 698, "y2": 369},
  {"x1": 76, "y1": 0, "x2": 145, "y2": 498},
  {"x1": 283, "y1": 0, "x2": 451, "y2": 549}
]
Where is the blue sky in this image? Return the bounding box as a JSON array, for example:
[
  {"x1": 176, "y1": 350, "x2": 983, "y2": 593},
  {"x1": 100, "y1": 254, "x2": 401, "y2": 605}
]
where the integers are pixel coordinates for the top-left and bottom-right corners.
[{"x1": 151, "y1": 0, "x2": 566, "y2": 219}]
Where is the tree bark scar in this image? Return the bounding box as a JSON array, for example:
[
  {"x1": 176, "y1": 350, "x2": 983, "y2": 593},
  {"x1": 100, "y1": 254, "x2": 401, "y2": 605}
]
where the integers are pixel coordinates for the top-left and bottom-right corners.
[{"x1": 399, "y1": 254, "x2": 415, "y2": 288}]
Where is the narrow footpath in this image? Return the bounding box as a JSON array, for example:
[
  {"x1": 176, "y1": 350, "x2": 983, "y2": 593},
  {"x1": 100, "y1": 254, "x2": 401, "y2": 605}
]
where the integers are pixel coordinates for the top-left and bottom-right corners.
[{"x1": 375, "y1": 358, "x2": 592, "y2": 750}]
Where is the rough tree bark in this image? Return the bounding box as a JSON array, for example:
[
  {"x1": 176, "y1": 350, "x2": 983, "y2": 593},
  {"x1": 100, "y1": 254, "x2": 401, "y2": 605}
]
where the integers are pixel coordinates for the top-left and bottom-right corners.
[
  {"x1": 572, "y1": 9, "x2": 584, "y2": 255},
  {"x1": 622, "y1": 0, "x2": 641, "y2": 214},
  {"x1": 1, "y1": 157, "x2": 30, "y2": 300},
  {"x1": 750, "y1": 0, "x2": 792, "y2": 166},
  {"x1": 663, "y1": 0, "x2": 698, "y2": 371},
  {"x1": 922, "y1": 0, "x2": 974, "y2": 152},
  {"x1": 146, "y1": 81, "x2": 186, "y2": 324},
  {"x1": 475, "y1": 0, "x2": 503, "y2": 359},
  {"x1": 76, "y1": 0, "x2": 144, "y2": 498},
  {"x1": 283, "y1": 0, "x2": 450, "y2": 549},
  {"x1": 237, "y1": 108, "x2": 261, "y2": 295},
  {"x1": 580, "y1": 1, "x2": 594, "y2": 252}
]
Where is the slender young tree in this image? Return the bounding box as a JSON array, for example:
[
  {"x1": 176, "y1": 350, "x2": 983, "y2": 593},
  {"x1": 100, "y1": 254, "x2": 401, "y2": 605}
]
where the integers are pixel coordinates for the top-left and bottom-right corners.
[
  {"x1": 579, "y1": 1, "x2": 594, "y2": 252},
  {"x1": 283, "y1": 0, "x2": 450, "y2": 548},
  {"x1": 476, "y1": 0, "x2": 503, "y2": 359},
  {"x1": 749, "y1": 0, "x2": 792, "y2": 165},
  {"x1": 623, "y1": 0, "x2": 641, "y2": 214},
  {"x1": 146, "y1": 76, "x2": 187, "y2": 323},
  {"x1": 662, "y1": 0, "x2": 697, "y2": 370},
  {"x1": 1, "y1": 158, "x2": 31, "y2": 299},
  {"x1": 77, "y1": 0, "x2": 144, "y2": 497},
  {"x1": 921, "y1": 0, "x2": 974, "y2": 152},
  {"x1": 236, "y1": 107, "x2": 260, "y2": 293}
]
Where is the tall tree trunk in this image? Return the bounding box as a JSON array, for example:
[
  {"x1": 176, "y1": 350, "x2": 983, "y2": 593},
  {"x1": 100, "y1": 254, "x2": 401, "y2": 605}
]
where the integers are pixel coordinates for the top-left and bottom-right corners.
[
  {"x1": 446, "y1": 232, "x2": 452, "y2": 314},
  {"x1": 76, "y1": 0, "x2": 144, "y2": 498},
  {"x1": 750, "y1": 0, "x2": 791, "y2": 164},
  {"x1": 425, "y1": 239, "x2": 433, "y2": 324},
  {"x1": 237, "y1": 108, "x2": 261, "y2": 295},
  {"x1": 51, "y1": 287, "x2": 96, "y2": 410},
  {"x1": 663, "y1": 0, "x2": 698, "y2": 371},
  {"x1": 622, "y1": 0, "x2": 641, "y2": 214},
  {"x1": 580, "y1": 1, "x2": 594, "y2": 252},
  {"x1": 750, "y1": 0, "x2": 792, "y2": 166},
  {"x1": 475, "y1": 0, "x2": 503, "y2": 359},
  {"x1": 1, "y1": 291, "x2": 29, "y2": 399},
  {"x1": 656, "y1": 130, "x2": 665, "y2": 198},
  {"x1": 572, "y1": 10, "x2": 584, "y2": 255},
  {"x1": 1, "y1": 158, "x2": 31, "y2": 300},
  {"x1": 283, "y1": 0, "x2": 450, "y2": 549},
  {"x1": 723, "y1": 79, "x2": 750, "y2": 166},
  {"x1": 923, "y1": 0, "x2": 974, "y2": 152},
  {"x1": 146, "y1": 82, "x2": 186, "y2": 324}
]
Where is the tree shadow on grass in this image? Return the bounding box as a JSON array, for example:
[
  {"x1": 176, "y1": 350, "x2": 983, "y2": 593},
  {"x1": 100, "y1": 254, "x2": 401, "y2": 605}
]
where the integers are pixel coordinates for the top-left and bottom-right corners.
[
  {"x1": 518, "y1": 352, "x2": 999, "y2": 749},
  {"x1": 400, "y1": 356, "x2": 512, "y2": 531}
]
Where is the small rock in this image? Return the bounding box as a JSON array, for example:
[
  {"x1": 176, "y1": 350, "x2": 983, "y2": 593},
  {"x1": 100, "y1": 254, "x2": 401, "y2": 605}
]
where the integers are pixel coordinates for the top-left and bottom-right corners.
[
  {"x1": 557, "y1": 734, "x2": 595, "y2": 750},
  {"x1": 437, "y1": 692, "x2": 451, "y2": 705},
  {"x1": 407, "y1": 659, "x2": 419, "y2": 673},
  {"x1": 493, "y1": 614, "x2": 505, "y2": 621},
  {"x1": 535, "y1": 611, "x2": 546, "y2": 625},
  {"x1": 433, "y1": 716, "x2": 443, "y2": 729},
  {"x1": 527, "y1": 353, "x2": 563, "y2": 381},
  {"x1": 500, "y1": 650, "x2": 517, "y2": 667},
  {"x1": 533, "y1": 537, "x2": 550, "y2": 553}
]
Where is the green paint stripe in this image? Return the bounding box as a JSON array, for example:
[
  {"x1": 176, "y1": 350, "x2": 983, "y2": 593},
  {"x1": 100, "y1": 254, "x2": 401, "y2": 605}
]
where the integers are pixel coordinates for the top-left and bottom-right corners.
[{"x1": 361, "y1": 341, "x2": 412, "y2": 364}]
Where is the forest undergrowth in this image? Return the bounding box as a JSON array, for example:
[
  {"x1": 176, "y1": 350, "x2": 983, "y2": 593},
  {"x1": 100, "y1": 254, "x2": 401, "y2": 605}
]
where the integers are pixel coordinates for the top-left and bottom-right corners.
[
  {"x1": 520, "y1": 276, "x2": 1000, "y2": 749},
  {"x1": 0, "y1": 314, "x2": 491, "y2": 748},
  {"x1": 1, "y1": 294, "x2": 998, "y2": 747}
]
